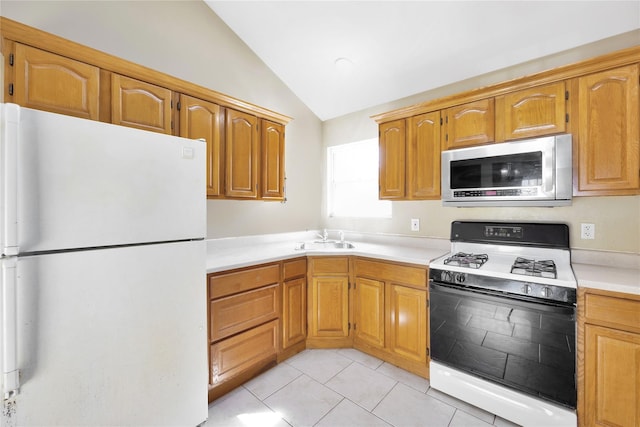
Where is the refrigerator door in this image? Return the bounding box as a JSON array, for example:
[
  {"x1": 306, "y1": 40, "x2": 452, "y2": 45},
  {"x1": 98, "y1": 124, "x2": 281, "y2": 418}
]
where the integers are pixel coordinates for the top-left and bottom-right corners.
[
  {"x1": 4, "y1": 240, "x2": 207, "y2": 426},
  {"x1": 0, "y1": 103, "x2": 206, "y2": 255}
]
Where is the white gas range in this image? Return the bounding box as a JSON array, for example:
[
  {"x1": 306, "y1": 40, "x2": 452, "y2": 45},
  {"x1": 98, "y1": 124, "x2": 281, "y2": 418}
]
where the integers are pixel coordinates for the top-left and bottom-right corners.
[{"x1": 429, "y1": 221, "x2": 577, "y2": 427}]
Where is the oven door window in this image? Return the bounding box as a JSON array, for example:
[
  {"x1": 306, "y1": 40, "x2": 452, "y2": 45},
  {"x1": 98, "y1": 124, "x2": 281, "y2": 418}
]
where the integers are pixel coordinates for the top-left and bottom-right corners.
[
  {"x1": 450, "y1": 151, "x2": 543, "y2": 189},
  {"x1": 429, "y1": 282, "x2": 576, "y2": 408}
]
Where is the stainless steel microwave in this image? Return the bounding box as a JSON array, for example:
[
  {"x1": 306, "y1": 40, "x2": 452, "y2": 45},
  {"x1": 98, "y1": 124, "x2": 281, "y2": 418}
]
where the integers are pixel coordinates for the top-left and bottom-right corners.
[{"x1": 441, "y1": 134, "x2": 572, "y2": 207}]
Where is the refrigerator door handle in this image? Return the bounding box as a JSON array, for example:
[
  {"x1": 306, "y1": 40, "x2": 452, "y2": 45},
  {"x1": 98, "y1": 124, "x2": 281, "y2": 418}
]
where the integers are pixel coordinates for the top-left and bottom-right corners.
[
  {"x1": 1, "y1": 104, "x2": 19, "y2": 256},
  {"x1": 2, "y1": 257, "x2": 20, "y2": 399}
]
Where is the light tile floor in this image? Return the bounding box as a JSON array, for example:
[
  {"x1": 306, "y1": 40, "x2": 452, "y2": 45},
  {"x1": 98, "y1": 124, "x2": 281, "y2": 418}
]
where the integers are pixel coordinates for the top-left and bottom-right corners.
[{"x1": 206, "y1": 349, "x2": 522, "y2": 427}]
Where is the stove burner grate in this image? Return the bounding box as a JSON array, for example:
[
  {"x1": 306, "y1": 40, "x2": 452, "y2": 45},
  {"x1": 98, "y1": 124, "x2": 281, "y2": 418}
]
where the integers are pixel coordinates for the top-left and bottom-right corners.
[
  {"x1": 444, "y1": 252, "x2": 489, "y2": 269},
  {"x1": 511, "y1": 257, "x2": 557, "y2": 279}
]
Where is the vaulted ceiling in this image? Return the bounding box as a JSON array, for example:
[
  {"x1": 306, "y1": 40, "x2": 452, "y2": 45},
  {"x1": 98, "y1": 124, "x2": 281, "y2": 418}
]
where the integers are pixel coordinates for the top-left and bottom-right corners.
[{"x1": 205, "y1": 1, "x2": 640, "y2": 121}]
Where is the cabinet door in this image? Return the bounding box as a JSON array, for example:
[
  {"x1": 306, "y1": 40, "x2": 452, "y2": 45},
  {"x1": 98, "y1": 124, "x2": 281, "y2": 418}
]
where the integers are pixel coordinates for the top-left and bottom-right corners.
[
  {"x1": 379, "y1": 119, "x2": 406, "y2": 199},
  {"x1": 309, "y1": 276, "x2": 349, "y2": 338},
  {"x1": 500, "y1": 82, "x2": 566, "y2": 140},
  {"x1": 210, "y1": 319, "x2": 278, "y2": 386},
  {"x1": 261, "y1": 120, "x2": 285, "y2": 200},
  {"x1": 407, "y1": 111, "x2": 441, "y2": 199},
  {"x1": 576, "y1": 65, "x2": 640, "y2": 194},
  {"x1": 282, "y1": 277, "x2": 306, "y2": 349},
  {"x1": 13, "y1": 43, "x2": 100, "y2": 120},
  {"x1": 179, "y1": 95, "x2": 223, "y2": 197},
  {"x1": 443, "y1": 98, "x2": 495, "y2": 149},
  {"x1": 388, "y1": 285, "x2": 427, "y2": 363},
  {"x1": 354, "y1": 277, "x2": 385, "y2": 348},
  {"x1": 584, "y1": 324, "x2": 640, "y2": 427},
  {"x1": 111, "y1": 74, "x2": 172, "y2": 134},
  {"x1": 225, "y1": 109, "x2": 259, "y2": 198}
]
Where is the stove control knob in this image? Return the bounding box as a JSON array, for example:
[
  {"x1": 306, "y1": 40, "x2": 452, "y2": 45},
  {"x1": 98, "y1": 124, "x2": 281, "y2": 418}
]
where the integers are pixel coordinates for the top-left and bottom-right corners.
[
  {"x1": 541, "y1": 287, "x2": 553, "y2": 298},
  {"x1": 521, "y1": 284, "x2": 532, "y2": 294},
  {"x1": 455, "y1": 273, "x2": 466, "y2": 283}
]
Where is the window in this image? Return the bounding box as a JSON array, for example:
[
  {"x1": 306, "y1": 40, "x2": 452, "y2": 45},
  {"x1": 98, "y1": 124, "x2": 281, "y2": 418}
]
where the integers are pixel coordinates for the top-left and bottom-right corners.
[{"x1": 327, "y1": 139, "x2": 392, "y2": 218}]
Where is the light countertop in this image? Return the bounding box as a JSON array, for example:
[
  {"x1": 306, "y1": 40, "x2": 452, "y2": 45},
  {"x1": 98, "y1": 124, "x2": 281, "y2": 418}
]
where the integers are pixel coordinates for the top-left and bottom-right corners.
[{"x1": 206, "y1": 231, "x2": 640, "y2": 296}]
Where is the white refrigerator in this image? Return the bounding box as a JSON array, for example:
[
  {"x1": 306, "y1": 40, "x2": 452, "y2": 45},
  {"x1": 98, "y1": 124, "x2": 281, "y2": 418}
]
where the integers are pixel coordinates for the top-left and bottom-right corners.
[{"x1": 0, "y1": 103, "x2": 208, "y2": 426}]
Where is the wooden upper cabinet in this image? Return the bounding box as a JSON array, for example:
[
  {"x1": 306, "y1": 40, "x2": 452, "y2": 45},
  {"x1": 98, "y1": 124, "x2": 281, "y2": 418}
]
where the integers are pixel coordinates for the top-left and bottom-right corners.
[
  {"x1": 12, "y1": 43, "x2": 100, "y2": 120},
  {"x1": 379, "y1": 119, "x2": 406, "y2": 199},
  {"x1": 442, "y1": 98, "x2": 495, "y2": 149},
  {"x1": 111, "y1": 74, "x2": 172, "y2": 134},
  {"x1": 261, "y1": 120, "x2": 285, "y2": 200},
  {"x1": 407, "y1": 111, "x2": 441, "y2": 199},
  {"x1": 179, "y1": 95, "x2": 223, "y2": 197},
  {"x1": 225, "y1": 109, "x2": 259, "y2": 198},
  {"x1": 574, "y1": 64, "x2": 640, "y2": 195},
  {"x1": 498, "y1": 82, "x2": 567, "y2": 141}
]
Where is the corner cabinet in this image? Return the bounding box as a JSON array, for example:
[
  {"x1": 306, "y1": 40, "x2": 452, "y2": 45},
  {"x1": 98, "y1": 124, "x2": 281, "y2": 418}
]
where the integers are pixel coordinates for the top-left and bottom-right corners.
[
  {"x1": 578, "y1": 288, "x2": 640, "y2": 427},
  {"x1": 307, "y1": 257, "x2": 351, "y2": 347},
  {"x1": 572, "y1": 64, "x2": 640, "y2": 196}
]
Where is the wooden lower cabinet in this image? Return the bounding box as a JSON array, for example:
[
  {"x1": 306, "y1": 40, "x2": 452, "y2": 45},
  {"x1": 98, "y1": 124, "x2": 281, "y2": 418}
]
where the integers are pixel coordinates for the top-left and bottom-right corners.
[
  {"x1": 207, "y1": 263, "x2": 281, "y2": 402},
  {"x1": 353, "y1": 277, "x2": 385, "y2": 348},
  {"x1": 307, "y1": 257, "x2": 351, "y2": 347},
  {"x1": 281, "y1": 258, "x2": 307, "y2": 359},
  {"x1": 210, "y1": 320, "x2": 278, "y2": 389},
  {"x1": 388, "y1": 284, "x2": 428, "y2": 365},
  {"x1": 353, "y1": 258, "x2": 429, "y2": 378},
  {"x1": 578, "y1": 288, "x2": 640, "y2": 427}
]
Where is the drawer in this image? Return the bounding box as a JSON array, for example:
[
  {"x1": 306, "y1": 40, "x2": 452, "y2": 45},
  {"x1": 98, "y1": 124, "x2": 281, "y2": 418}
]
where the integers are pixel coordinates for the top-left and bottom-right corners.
[
  {"x1": 355, "y1": 258, "x2": 426, "y2": 287},
  {"x1": 283, "y1": 258, "x2": 306, "y2": 280},
  {"x1": 210, "y1": 319, "x2": 278, "y2": 385},
  {"x1": 585, "y1": 293, "x2": 640, "y2": 332},
  {"x1": 209, "y1": 264, "x2": 279, "y2": 299},
  {"x1": 309, "y1": 256, "x2": 349, "y2": 274},
  {"x1": 210, "y1": 284, "x2": 279, "y2": 342}
]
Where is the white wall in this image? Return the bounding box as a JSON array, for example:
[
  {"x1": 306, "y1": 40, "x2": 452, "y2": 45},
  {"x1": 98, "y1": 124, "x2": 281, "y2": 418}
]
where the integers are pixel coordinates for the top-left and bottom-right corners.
[
  {"x1": 322, "y1": 30, "x2": 640, "y2": 254},
  {"x1": 0, "y1": 0, "x2": 324, "y2": 239}
]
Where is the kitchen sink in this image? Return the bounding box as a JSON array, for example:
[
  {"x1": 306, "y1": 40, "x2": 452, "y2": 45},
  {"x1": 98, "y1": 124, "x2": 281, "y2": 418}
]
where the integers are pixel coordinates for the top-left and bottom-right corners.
[{"x1": 295, "y1": 241, "x2": 356, "y2": 251}]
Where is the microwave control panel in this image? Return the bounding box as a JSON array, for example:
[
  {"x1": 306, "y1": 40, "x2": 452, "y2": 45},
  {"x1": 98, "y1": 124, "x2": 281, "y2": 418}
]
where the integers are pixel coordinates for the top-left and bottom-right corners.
[{"x1": 453, "y1": 188, "x2": 538, "y2": 197}]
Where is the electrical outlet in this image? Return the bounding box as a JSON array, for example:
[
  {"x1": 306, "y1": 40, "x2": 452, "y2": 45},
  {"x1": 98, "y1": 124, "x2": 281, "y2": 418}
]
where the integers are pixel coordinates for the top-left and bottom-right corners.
[
  {"x1": 581, "y1": 223, "x2": 595, "y2": 240},
  {"x1": 411, "y1": 218, "x2": 420, "y2": 231}
]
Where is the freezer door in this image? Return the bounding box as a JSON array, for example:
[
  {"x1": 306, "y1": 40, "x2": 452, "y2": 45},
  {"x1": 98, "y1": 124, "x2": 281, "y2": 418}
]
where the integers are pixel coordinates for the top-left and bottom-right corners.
[
  {"x1": 5, "y1": 241, "x2": 207, "y2": 426},
  {"x1": 1, "y1": 103, "x2": 205, "y2": 254}
]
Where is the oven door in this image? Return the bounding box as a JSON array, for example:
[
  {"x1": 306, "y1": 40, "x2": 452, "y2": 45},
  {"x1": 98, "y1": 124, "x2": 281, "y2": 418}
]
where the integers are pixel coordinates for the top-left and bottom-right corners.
[{"x1": 429, "y1": 281, "x2": 576, "y2": 409}]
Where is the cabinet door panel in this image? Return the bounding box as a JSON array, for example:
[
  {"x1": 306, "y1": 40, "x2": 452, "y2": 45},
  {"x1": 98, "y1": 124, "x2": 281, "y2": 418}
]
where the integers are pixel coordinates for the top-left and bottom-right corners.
[
  {"x1": 226, "y1": 109, "x2": 259, "y2": 198},
  {"x1": 210, "y1": 320, "x2": 278, "y2": 386},
  {"x1": 502, "y1": 82, "x2": 566, "y2": 140},
  {"x1": 577, "y1": 65, "x2": 640, "y2": 193},
  {"x1": 354, "y1": 277, "x2": 385, "y2": 348},
  {"x1": 584, "y1": 324, "x2": 640, "y2": 427},
  {"x1": 379, "y1": 119, "x2": 406, "y2": 199},
  {"x1": 443, "y1": 99, "x2": 495, "y2": 149},
  {"x1": 389, "y1": 285, "x2": 427, "y2": 362},
  {"x1": 210, "y1": 284, "x2": 279, "y2": 342},
  {"x1": 407, "y1": 112, "x2": 441, "y2": 199},
  {"x1": 310, "y1": 276, "x2": 349, "y2": 338},
  {"x1": 179, "y1": 95, "x2": 223, "y2": 197},
  {"x1": 261, "y1": 120, "x2": 285, "y2": 200},
  {"x1": 14, "y1": 43, "x2": 99, "y2": 120},
  {"x1": 111, "y1": 74, "x2": 172, "y2": 134},
  {"x1": 282, "y1": 277, "x2": 306, "y2": 349}
]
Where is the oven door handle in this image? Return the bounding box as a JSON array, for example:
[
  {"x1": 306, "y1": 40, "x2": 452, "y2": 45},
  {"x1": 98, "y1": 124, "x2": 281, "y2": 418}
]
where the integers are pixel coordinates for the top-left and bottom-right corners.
[{"x1": 429, "y1": 280, "x2": 576, "y2": 312}]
